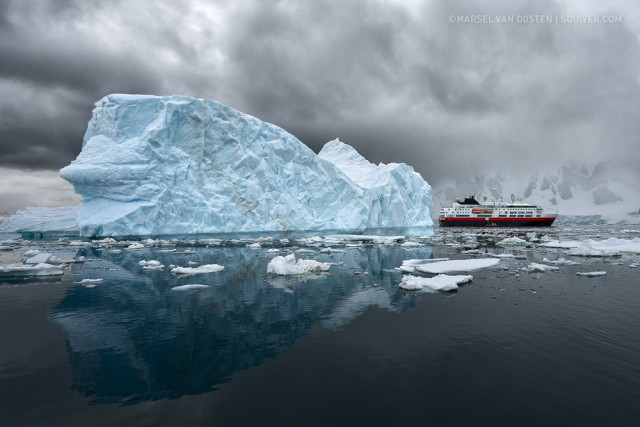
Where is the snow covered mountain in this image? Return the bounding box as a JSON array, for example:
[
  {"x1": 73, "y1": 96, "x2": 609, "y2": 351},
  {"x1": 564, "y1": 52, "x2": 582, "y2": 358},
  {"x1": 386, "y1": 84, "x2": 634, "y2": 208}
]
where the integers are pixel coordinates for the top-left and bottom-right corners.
[{"x1": 433, "y1": 163, "x2": 640, "y2": 224}]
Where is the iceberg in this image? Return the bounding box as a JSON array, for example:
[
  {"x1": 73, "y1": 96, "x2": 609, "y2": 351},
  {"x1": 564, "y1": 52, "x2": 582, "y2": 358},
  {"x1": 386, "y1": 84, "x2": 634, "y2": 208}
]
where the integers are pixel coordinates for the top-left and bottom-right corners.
[{"x1": 58, "y1": 94, "x2": 432, "y2": 237}]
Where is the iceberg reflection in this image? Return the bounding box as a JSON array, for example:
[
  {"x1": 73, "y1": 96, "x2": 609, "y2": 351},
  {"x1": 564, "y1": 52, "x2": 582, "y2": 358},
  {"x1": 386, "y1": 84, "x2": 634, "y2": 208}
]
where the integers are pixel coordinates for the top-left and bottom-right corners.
[{"x1": 52, "y1": 243, "x2": 432, "y2": 404}]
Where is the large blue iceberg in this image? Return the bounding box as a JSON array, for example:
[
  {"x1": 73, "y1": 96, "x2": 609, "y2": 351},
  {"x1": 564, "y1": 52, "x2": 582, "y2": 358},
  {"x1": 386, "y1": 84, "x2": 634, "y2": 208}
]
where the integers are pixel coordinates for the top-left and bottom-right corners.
[{"x1": 57, "y1": 94, "x2": 432, "y2": 236}]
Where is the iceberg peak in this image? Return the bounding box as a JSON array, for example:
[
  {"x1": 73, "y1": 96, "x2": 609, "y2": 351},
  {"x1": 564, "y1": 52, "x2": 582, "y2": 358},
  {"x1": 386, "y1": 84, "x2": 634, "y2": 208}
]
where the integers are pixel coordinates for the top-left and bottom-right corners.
[{"x1": 59, "y1": 94, "x2": 432, "y2": 236}]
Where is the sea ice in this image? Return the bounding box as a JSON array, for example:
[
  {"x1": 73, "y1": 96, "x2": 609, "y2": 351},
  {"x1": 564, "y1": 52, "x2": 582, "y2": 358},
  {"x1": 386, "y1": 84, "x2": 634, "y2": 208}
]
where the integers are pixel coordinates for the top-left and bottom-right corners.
[
  {"x1": 76, "y1": 278, "x2": 104, "y2": 284},
  {"x1": 576, "y1": 271, "x2": 607, "y2": 277},
  {"x1": 539, "y1": 240, "x2": 582, "y2": 249},
  {"x1": 171, "y1": 264, "x2": 224, "y2": 275},
  {"x1": 399, "y1": 274, "x2": 473, "y2": 291},
  {"x1": 57, "y1": 94, "x2": 432, "y2": 236},
  {"x1": 542, "y1": 257, "x2": 580, "y2": 265},
  {"x1": 171, "y1": 284, "x2": 209, "y2": 291},
  {"x1": 520, "y1": 263, "x2": 560, "y2": 273},
  {"x1": 496, "y1": 237, "x2": 529, "y2": 246},
  {"x1": 25, "y1": 253, "x2": 52, "y2": 264},
  {"x1": 415, "y1": 258, "x2": 500, "y2": 274},
  {"x1": 139, "y1": 260, "x2": 165, "y2": 270},
  {"x1": 266, "y1": 254, "x2": 332, "y2": 275},
  {"x1": 0, "y1": 263, "x2": 64, "y2": 277}
]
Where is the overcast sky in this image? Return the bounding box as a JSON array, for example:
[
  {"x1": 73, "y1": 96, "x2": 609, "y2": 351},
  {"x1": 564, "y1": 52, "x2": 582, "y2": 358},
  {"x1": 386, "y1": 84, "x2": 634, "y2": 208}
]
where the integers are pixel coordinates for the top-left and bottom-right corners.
[{"x1": 1, "y1": 0, "x2": 639, "y2": 211}]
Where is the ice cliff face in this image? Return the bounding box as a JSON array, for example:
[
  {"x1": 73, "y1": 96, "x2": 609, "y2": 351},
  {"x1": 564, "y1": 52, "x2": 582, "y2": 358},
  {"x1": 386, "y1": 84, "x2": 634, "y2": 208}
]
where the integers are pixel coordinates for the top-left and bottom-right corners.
[{"x1": 60, "y1": 94, "x2": 432, "y2": 236}]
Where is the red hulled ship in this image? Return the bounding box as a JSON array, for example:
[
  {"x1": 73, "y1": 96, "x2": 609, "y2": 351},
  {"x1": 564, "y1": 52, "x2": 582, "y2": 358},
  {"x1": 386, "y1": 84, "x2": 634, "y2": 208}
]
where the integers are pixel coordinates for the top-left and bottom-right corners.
[{"x1": 438, "y1": 196, "x2": 557, "y2": 227}]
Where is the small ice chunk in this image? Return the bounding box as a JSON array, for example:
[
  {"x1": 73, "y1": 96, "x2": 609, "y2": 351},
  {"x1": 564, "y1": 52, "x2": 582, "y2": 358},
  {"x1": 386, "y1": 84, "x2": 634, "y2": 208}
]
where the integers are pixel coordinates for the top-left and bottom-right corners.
[
  {"x1": 295, "y1": 248, "x2": 316, "y2": 253},
  {"x1": 488, "y1": 253, "x2": 516, "y2": 258},
  {"x1": 539, "y1": 240, "x2": 582, "y2": 249},
  {"x1": 77, "y1": 278, "x2": 103, "y2": 284},
  {"x1": 496, "y1": 237, "x2": 528, "y2": 246},
  {"x1": 542, "y1": 257, "x2": 580, "y2": 265},
  {"x1": 415, "y1": 258, "x2": 500, "y2": 274},
  {"x1": 399, "y1": 274, "x2": 473, "y2": 291},
  {"x1": 576, "y1": 271, "x2": 607, "y2": 277},
  {"x1": 127, "y1": 242, "x2": 145, "y2": 249},
  {"x1": 171, "y1": 264, "x2": 224, "y2": 275},
  {"x1": 267, "y1": 248, "x2": 281, "y2": 253},
  {"x1": 139, "y1": 260, "x2": 165, "y2": 270},
  {"x1": 520, "y1": 263, "x2": 560, "y2": 273},
  {"x1": 248, "y1": 243, "x2": 261, "y2": 249},
  {"x1": 23, "y1": 249, "x2": 41, "y2": 256},
  {"x1": 267, "y1": 254, "x2": 331, "y2": 275},
  {"x1": 171, "y1": 284, "x2": 209, "y2": 291}
]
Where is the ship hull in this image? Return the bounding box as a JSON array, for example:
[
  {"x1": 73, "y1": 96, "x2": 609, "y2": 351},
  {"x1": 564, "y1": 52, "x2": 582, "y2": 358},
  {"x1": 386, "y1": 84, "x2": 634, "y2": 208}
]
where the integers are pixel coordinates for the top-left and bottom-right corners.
[{"x1": 439, "y1": 217, "x2": 556, "y2": 227}]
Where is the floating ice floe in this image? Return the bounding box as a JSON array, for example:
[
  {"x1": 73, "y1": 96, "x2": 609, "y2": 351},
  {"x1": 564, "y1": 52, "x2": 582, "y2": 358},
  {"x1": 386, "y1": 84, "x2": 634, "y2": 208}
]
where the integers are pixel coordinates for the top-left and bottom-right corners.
[
  {"x1": 76, "y1": 278, "x2": 103, "y2": 284},
  {"x1": 542, "y1": 257, "x2": 580, "y2": 265},
  {"x1": 542, "y1": 238, "x2": 640, "y2": 257},
  {"x1": 127, "y1": 242, "x2": 145, "y2": 250},
  {"x1": 539, "y1": 240, "x2": 582, "y2": 249},
  {"x1": 487, "y1": 253, "x2": 517, "y2": 258},
  {"x1": 0, "y1": 263, "x2": 64, "y2": 277},
  {"x1": 462, "y1": 249, "x2": 481, "y2": 254},
  {"x1": 171, "y1": 264, "x2": 224, "y2": 275},
  {"x1": 496, "y1": 237, "x2": 529, "y2": 247},
  {"x1": 171, "y1": 284, "x2": 209, "y2": 291},
  {"x1": 267, "y1": 254, "x2": 332, "y2": 275},
  {"x1": 139, "y1": 260, "x2": 165, "y2": 270},
  {"x1": 576, "y1": 271, "x2": 607, "y2": 277},
  {"x1": 325, "y1": 235, "x2": 406, "y2": 245},
  {"x1": 396, "y1": 258, "x2": 450, "y2": 273},
  {"x1": 247, "y1": 243, "x2": 261, "y2": 249},
  {"x1": 415, "y1": 258, "x2": 500, "y2": 274},
  {"x1": 520, "y1": 263, "x2": 560, "y2": 273},
  {"x1": 399, "y1": 274, "x2": 473, "y2": 291},
  {"x1": 23, "y1": 249, "x2": 41, "y2": 257}
]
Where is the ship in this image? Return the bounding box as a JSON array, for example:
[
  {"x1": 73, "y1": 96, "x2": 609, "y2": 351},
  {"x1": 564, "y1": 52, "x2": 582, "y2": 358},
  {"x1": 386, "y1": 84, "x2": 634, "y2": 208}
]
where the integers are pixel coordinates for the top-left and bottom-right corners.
[{"x1": 438, "y1": 196, "x2": 557, "y2": 227}]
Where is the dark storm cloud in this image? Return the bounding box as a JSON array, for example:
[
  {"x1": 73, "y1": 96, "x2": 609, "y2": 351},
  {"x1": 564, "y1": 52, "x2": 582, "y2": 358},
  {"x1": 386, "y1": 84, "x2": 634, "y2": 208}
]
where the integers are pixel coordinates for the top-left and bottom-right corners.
[{"x1": 0, "y1": 0, "x2": 639, "y2": 188}]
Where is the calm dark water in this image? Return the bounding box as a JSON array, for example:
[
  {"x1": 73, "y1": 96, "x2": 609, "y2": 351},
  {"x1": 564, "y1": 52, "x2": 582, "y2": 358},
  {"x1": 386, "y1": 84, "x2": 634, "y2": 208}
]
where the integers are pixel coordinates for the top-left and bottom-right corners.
[{"x1": 1, "y1": 226, "x2": 639, "y2": 426}]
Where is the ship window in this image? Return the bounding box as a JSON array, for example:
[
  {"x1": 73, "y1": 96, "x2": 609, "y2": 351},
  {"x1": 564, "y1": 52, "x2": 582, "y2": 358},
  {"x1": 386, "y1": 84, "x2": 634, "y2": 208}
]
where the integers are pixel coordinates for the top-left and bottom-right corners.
[
  {"x1": 498, "y1": 214, "x2": 507, "y2": 217},
  {"x1": 456, "y1": 214, "x2": 469, "y2": 217},
  {"x1": 525, "y1": 214, "x2": 532, "y2": 217},
  {"x1": 517, "y1": 215, "x2": 524, "y2": 217}
]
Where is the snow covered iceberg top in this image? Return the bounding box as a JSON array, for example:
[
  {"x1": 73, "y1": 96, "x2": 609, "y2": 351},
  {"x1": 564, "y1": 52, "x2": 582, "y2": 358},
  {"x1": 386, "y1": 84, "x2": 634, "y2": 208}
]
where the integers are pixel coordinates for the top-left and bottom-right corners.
[{"x1": 60, "y1": 94, "x2": 432, "y2": 236}]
